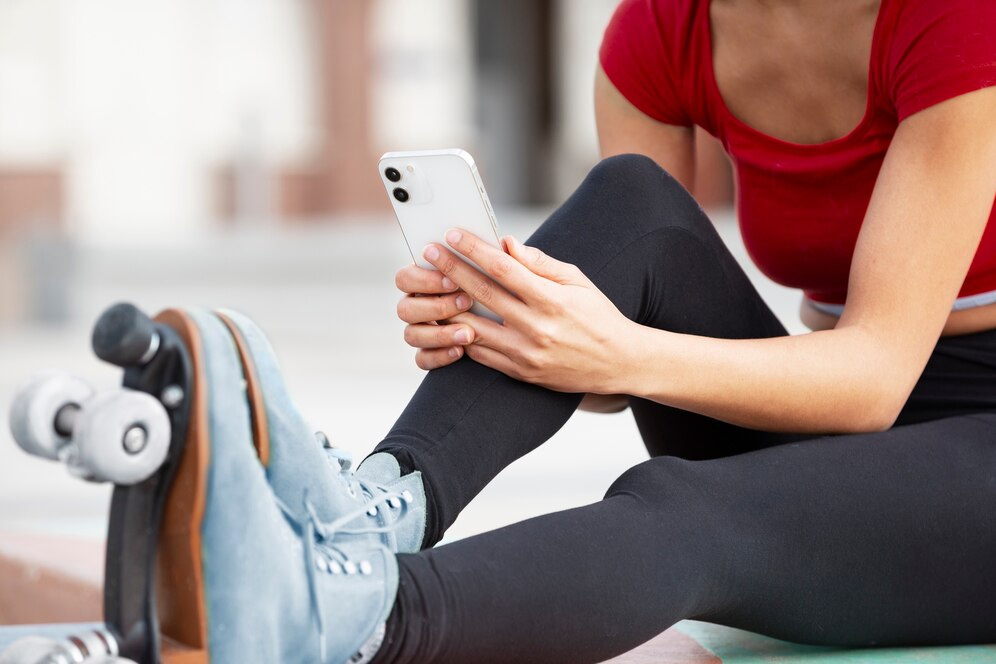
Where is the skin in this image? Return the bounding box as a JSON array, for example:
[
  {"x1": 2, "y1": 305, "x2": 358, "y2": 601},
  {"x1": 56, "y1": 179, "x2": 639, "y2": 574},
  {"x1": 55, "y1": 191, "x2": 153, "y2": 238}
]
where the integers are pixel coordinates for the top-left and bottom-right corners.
[{"x1": 394, "y1": 0, "x2": 996, "y2": 432}]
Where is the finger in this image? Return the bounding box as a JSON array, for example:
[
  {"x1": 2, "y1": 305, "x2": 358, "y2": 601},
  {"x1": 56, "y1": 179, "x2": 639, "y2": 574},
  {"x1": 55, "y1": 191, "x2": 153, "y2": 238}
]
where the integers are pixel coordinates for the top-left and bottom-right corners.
[
  {"x1": 443, "y1": 229, "x2": 548, "y2": 298},
  {"x1": 395, "y1": 263, "x2": 459, "y2": 295},
  {"x1": 503, "y1": 235, "x2": 589, "y2": 286},
  {"x1": 448, "y1": 312, "x2": 529, "y2": 359},
  {"x1": 463, "y1": 343, "x2": 525, "y2": 381},
  {"x1": 397, "y1": 292, "x2": 473, "y2": 324},
  {"x1": 422, "y1": 243, "x2": 527, "y2": 323},
  {"x1": 415, "y1": 346, "x2": 464, "y2": 371},
  {"x1": 403, "y1": 322, "x2": 476, "y2": 350}
]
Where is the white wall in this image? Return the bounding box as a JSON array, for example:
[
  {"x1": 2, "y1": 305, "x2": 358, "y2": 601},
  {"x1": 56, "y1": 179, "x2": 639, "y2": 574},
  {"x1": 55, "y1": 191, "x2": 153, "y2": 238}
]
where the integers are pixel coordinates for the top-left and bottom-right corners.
[
  {"x1": 552, "y1": 0, "x2": 618, "y2": 198},
  {"x1": 0, "y1": 0, "x2": 620, "y2": 239},
  {"x1": 0, "y1": 0, "x2": 66, "y2": 165},
  {"x1": 370, "y1": 0, "x2": 618, "y2": 202},
  {"x1": 0, "y1": 0, "x2": 320, "y2": 244},
  {"x1": 369, "y1": 0, "x2": 475, "y2": 153}
]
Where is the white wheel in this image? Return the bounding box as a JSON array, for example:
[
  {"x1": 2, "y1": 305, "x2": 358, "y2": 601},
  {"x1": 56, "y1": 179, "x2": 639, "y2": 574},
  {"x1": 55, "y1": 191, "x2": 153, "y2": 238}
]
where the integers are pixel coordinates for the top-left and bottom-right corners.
[
  {"x1": 73, "y1": 390, "x2": 171, "y2": 485},
  {"x1": 0, "y1": 636, "x2": 72, "y2": 664},
  {"x1": 8, "y1": 371, "x2": 96, "y2": 461},
  {"x1": 0, "y1": 629, "x2": 124, "y2": 663}
]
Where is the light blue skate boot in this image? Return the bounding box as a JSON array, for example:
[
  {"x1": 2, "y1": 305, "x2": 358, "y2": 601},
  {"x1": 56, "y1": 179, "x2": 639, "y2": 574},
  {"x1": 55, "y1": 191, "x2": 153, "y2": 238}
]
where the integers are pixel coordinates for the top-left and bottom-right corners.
[
  {"x1": 354, "y1": 451, "x2": 426, "y2": 552},
  {"x1": 180, "y1": 309, "x2": 403, "y2": 663},
  {"x1": 214, "y1": 309, "x2": 427, "y2": 553}
]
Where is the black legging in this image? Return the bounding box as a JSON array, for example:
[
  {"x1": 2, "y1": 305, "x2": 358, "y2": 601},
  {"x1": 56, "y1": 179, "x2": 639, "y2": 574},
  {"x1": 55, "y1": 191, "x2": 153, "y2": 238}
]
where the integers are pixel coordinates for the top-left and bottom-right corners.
[{"x1": 369, "y1": 154, "x2": 996, "y2": 664}]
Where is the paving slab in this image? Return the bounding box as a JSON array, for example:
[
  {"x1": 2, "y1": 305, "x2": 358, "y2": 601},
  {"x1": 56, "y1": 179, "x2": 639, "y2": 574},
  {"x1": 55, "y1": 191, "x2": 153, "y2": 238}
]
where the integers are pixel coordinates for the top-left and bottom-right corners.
[{"x1": 3, "y1": 533, "x2": 993, "y2": 662}]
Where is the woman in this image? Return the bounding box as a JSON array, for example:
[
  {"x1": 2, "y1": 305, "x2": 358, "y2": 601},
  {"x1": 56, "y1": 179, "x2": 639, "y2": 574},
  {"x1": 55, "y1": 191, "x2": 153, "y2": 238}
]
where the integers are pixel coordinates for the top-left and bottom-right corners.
[
  {"x1": 373, "y1": 0, "x2": 996, "y2": 658},
  {"x1": 163, "y1": 0, "x2": 996, "y2": 662}
]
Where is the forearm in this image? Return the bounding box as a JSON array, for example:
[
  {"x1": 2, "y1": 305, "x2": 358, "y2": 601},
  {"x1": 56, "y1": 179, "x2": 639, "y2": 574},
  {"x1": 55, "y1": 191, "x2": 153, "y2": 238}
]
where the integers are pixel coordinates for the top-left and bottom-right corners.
[{"x1": 617, "y1": 323, "x2": 919, "y2": 434}]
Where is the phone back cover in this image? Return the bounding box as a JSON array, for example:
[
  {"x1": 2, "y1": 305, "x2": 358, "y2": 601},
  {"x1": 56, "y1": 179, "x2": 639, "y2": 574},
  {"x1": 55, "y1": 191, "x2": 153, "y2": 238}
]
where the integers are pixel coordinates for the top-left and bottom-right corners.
[{"x1": 379, "y1": 150, "x2": 500, "y2": 271}]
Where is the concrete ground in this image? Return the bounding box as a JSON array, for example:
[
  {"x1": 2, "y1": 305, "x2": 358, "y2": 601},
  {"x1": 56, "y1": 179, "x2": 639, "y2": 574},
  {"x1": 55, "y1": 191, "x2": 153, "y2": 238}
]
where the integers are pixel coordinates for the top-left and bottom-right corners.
[{"x1": 0, "y1": 208, "x2": 806, "y2": 544}]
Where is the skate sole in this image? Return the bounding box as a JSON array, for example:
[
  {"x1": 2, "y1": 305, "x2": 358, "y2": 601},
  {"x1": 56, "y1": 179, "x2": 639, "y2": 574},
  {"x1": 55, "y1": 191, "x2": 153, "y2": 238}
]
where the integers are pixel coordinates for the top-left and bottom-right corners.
[
  {"x1": 153, "y1": 309, "x2": 211, "y2": 663},
  {"x1": 214, "y1": 311, "x2": 271, "y2": 468}
]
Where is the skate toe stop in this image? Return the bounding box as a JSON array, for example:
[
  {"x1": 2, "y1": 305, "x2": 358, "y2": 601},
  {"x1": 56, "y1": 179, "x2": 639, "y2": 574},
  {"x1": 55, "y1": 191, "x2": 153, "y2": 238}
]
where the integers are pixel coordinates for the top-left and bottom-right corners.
[{"x1": 92, "y1": 303, "x2": 159, "y2": 367}]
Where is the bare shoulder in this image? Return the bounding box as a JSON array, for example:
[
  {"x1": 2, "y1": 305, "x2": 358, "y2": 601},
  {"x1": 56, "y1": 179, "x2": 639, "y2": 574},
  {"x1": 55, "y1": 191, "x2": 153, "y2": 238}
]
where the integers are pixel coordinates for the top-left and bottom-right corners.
[{"x1": 594, "y1": 65, "x2": 695, "y2": 189}]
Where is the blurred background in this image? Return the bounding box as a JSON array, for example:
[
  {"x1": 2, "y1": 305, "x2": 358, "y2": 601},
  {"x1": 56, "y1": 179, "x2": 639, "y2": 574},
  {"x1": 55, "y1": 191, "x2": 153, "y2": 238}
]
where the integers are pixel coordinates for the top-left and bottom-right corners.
[{"x1": 0, "y1": 0, "x2": 793, "y2": 544}]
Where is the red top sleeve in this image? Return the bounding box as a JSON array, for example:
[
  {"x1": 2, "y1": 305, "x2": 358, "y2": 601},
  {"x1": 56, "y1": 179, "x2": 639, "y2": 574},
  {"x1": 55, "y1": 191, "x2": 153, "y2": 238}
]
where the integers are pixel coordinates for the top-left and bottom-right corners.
[
  {"x1": 884, "y1": 0, "x2": 996, "y2": 123},
  {"x1": 598, "y1": 0, "x2": 692, "y2": 127}
]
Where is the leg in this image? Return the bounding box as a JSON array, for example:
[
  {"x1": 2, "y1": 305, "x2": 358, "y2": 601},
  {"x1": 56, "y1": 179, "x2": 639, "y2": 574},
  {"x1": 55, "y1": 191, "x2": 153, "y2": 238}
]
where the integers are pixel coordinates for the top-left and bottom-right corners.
[
  {"x1": 375, "y1": 413, "x2": 996, "y2": 663},
  {"x1": 373, "y1": 154, "x2": 797, "y2": 547}
]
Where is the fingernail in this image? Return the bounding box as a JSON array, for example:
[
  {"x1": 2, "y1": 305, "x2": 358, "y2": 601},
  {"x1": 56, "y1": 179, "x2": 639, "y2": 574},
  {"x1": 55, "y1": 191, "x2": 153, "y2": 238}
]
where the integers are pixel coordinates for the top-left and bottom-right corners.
[
  {"x1": 442, "y1": 276, "x2": 456, "y2": 290},
  {"x1": 448, "y1": 347, "x2": 462, "y2": 359},
  {"x1": 455, "y1": 294, "x2": 470, "y2": 310},
  {"x1": 454, "y1": 328, "x2": 470, "y2": 344},
  {"x1": 445, "y1": 229, "x2": 462, "y2": 245},
  {"x1": 423, "y1": 245, "x2": 440, "y2": 261}
]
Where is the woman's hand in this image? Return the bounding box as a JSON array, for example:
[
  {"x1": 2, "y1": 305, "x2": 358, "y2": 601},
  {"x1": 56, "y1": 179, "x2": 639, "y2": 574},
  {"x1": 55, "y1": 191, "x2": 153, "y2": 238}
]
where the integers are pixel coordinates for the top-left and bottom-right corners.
[
  {"x1": 394, "y1": 262, "x2": 477, "y2": 370},
  {"x1": 421, "y1": 229, "x2": 637, "y2": 395}
]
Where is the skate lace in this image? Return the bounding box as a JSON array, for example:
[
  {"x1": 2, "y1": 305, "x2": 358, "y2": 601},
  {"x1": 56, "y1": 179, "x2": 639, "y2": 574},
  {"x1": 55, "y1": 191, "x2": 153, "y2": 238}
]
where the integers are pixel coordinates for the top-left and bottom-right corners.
[
  {"x1": 277, "y1": 488, "x2": 410, "y2": 662},
  {"x1": 322, "y1": 443, "x2": 406, "y2": 516}
]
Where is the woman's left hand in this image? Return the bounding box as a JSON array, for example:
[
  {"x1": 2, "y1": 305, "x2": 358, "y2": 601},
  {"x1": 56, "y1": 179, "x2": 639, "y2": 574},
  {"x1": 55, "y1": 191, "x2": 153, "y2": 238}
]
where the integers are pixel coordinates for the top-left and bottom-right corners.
[{"x1": 420, "y1": 229, "x2": 637, "y2": 394}]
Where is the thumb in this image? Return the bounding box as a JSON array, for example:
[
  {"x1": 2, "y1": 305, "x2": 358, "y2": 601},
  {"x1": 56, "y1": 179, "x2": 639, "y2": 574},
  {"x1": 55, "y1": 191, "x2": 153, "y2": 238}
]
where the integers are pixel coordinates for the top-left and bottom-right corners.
[{"x1": 504, "y1": 236, "x2": 585, "y2": 285}]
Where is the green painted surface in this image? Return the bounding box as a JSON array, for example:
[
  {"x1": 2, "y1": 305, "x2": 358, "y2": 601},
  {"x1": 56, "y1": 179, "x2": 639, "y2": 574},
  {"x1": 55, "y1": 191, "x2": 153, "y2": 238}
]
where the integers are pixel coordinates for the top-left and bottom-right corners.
[{"x1": 677, "y1": 621, "x2": 996, "y2": 663}]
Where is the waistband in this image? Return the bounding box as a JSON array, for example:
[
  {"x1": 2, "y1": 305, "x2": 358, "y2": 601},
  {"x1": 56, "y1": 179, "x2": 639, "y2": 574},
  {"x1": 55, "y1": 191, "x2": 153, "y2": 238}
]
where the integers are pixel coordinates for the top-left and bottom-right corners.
[{"x1": 808, "y1": 288, "x2": 996, "y2": 317}]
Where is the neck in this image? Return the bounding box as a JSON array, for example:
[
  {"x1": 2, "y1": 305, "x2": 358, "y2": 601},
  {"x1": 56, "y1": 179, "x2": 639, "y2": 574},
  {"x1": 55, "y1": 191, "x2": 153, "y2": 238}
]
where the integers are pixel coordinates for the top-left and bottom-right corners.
[
  {"x1": 731, "y1": 0, "x2": 880, "y2": 19},
  {"x1": 742, "y1": 0, "x2": 877, "y2": 8},
  {"x1": 744, "y1": 0, "x2": 812, "y2": 6}
]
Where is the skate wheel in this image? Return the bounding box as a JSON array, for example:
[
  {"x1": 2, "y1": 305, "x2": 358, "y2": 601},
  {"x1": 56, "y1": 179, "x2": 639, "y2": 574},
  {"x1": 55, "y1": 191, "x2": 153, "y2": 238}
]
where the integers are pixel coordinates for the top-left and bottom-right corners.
[
  {"x1": 0, "y1": 635, "x2": 67, "y2": 664},
  {"x1": 73, "y1": 390, "x2": 171, "y2": 485},
  {"x1": 0, "y1": 629, "x2": 127, "y2": 664},
  {"x1": 8, "y1": 371, "x2": 96, "y2": 461}
]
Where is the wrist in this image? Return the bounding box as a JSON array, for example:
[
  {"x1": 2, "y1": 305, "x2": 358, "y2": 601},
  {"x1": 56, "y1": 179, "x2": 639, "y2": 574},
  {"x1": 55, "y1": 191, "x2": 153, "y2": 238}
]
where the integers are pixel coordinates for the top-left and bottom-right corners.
[{"x1": 604, "y1": 320, "x2": 661, "y2": 397}]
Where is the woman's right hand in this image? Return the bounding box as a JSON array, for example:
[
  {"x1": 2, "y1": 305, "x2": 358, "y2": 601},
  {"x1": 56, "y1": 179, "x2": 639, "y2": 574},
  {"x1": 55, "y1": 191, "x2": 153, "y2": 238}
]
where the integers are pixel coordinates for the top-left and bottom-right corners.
[{"x1": 395, "y1": 263, "x2": 477, "y2": 370}]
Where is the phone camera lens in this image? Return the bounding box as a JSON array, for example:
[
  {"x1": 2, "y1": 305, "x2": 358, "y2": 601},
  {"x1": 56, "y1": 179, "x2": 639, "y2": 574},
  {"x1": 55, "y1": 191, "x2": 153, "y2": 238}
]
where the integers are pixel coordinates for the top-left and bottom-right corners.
[
  {"x1": 393, "y1": 187, "x2": 410, "y2": 203},
  {"x1": 385, "y1": 167, "x2": 402, "y2": 183}
]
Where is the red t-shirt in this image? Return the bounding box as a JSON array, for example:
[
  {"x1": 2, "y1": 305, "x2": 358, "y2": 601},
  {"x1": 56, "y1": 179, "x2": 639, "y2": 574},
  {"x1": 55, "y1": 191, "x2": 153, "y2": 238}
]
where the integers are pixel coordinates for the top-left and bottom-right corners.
[{"x1": 600, "y1": 0, "x2": 996, "y2": 308}]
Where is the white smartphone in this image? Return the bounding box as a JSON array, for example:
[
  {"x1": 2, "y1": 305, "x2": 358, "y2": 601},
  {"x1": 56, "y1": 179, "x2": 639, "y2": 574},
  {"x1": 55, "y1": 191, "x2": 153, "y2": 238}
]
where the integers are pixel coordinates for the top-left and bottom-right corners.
[{"x1": 379, "y1": 148, "x2": 504, "y2": 322}]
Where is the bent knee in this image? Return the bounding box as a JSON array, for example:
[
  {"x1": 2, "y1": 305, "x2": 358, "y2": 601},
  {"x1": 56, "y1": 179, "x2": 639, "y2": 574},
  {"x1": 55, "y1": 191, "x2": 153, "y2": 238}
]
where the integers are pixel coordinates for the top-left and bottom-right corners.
[
  {"x1": 585, "y1": 154, "x2": 708, "y2": 233},
  {"x1": 605, "y1": 455, "x2": 705, "y2": 505},
  {"x1": 588, "y1": 153, "x2": 689, "y2": 199},
  {"x1": 590, "y1": 153, "x2": 667, "y2": 182},
  {"x1": 528, "y1": 153, "x2": 717, "y2": 263}
]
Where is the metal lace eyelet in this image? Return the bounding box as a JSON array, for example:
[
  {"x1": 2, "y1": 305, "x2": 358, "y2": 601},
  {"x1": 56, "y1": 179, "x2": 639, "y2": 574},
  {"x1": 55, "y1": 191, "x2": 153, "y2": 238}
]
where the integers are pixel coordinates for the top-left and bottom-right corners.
[{"x1": 359, "y1": 561, "x2": 374, "y2": 575}]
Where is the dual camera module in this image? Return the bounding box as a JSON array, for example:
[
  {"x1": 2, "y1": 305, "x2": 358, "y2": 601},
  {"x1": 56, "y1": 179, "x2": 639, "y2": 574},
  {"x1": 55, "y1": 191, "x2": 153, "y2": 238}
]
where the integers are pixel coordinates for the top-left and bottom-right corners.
[{"x1": 384, "y1": 167, "x2": 409, "y2": 203}]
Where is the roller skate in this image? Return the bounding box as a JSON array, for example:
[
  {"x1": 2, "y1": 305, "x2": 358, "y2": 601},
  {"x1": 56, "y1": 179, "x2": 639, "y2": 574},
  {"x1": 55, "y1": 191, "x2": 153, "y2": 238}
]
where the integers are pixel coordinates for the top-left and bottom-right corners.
[
  {"x1": 214, "y1": 310, "x2": 427, "y2": 553},
  {"x1": 4, "y1": 304, "x2": 408, "y2": 663}
]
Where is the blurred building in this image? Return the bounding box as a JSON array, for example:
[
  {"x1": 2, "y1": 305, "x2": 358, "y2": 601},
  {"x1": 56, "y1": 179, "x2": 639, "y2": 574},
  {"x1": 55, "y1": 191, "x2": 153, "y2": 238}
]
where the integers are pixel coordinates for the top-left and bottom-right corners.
[{"x1": 0, "y1": 0, "x2": 731, "y2": 244}]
